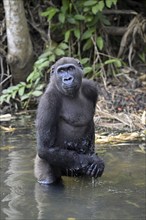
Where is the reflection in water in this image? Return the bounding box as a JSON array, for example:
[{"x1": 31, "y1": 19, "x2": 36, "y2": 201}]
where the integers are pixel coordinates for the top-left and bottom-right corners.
[
  {"x1": 3, "y1": 151, "x2": 26, "y2": 220},
  {"x1": 34, "y1": 178, "x2": 104, "y2": 220},
  {"x1": 35, "y1": 182, "x2": 65, "y2": 220},
  {"x1": 0, "y1": 116, "x2": 146, "y2": 220},
  {"x1": 1, "y1": 149, "x2": 37, "y2": 220}
]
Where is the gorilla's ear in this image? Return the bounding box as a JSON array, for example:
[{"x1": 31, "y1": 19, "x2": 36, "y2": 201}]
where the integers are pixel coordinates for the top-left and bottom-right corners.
[
  {"x1": 75, "y1": 59, "x2": 83, "y2": 70},
  {"x1": 50, "y1": 65, "x2": 55, "y2": 76}
]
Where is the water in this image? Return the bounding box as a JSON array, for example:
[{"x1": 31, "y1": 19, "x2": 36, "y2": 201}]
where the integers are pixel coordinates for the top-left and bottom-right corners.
[{"x1": 0, "y1": 115, "x2": 145, "y2": 220}]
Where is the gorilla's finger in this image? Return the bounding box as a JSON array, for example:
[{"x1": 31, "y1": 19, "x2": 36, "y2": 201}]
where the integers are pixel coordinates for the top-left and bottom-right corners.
[
  {"x1": 94, "y1": 168, "x2": 100, "y2": 178},
  {"x1": 95, "y1": 167, "x2": 104, "y2": 178},
  {"x1": 86, "y1": 164, "x2": 94, "y2": 175},
  {"x1": 91, "y1": 164, "x2": 98, "y2": 177}
]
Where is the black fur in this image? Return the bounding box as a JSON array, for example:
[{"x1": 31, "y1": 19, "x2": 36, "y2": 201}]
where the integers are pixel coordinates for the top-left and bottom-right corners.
[{"x1": 34, "y1": 57, "x2": 104, "y2": 184}]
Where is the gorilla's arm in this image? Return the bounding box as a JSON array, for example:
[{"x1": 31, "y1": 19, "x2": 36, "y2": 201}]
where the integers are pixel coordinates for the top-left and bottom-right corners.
[
  {"x1": 36, "y1": 90, "x2": 95, "y2": 172},
  {"x1": 81, "y1": 79, "x2": 98, "y2": 108}
]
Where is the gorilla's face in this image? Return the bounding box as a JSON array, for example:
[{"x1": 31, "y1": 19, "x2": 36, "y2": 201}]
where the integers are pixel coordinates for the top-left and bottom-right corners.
[{"x1": 51, "y1": 57, "x2": 83, "y2": 97}]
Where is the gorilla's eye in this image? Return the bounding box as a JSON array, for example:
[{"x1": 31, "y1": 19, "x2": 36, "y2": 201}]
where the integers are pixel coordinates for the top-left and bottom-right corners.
[
  {"x1": 59, "y1": 68, "x2": 65, "y2": 73},
  {"x1": 68, "y1": 66, "x2": 74, "y2": 71}
]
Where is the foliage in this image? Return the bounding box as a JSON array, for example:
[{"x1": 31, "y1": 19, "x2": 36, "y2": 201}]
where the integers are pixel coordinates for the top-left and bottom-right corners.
[
  {"x1": 1, "y1": 0, "x2": 122, "y2": 109},
  {"x1": 0, "y1": 58, "x2": 45, "y2": 109},
  {"x1": 40, "y1": 0, "x2": 122, "y2": 77},
  {"x1": 48, "y1": 0, "x2": 123, "y2": 78},
  {"x1": 0, "y1": 41, "x2": 71, "y2": 108}
]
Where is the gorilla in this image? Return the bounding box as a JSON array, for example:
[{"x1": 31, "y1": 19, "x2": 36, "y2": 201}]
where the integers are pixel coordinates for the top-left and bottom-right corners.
[{"x1": 34, "y1": 57, "x2": 104, "y2": 184}]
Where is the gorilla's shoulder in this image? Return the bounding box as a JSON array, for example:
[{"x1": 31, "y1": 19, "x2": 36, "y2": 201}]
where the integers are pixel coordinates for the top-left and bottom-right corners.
[
  {"x1": 45, "y1": 83, "x2": 60, "y2": 97},
  {"x1": 81, "y1": 79, "x2": 98, "y2": 105}
]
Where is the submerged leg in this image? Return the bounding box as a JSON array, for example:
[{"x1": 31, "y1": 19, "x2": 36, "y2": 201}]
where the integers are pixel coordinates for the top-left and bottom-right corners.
[{"x1": 34, "y1": 154, "x2": 61, "y2": 184}]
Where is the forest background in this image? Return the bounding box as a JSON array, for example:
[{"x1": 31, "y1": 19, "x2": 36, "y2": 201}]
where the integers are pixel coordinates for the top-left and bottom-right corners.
[{"x1": 0, "y1": 0, "x2": 146, "y2": 142}]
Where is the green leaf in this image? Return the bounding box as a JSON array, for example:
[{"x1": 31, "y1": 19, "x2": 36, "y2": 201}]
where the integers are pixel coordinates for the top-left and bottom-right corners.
[
  {"x1": 84, "y1": 1, "x2": 97, "y2": 6},
  {"x1": 2, "y1": 85, "x2": 17, "y2": 94},
  {"x1": 104, "y1": 58, "x2": 122, "y2": 67},
  {"x1": 74, "y1": 29, "x2": 80, "y2": 40},
  {"x1": 74, "y1": 14, "x2": 85, "y2": 20},
  {"x1": 106, "y1": 0, "x2": 113, "y2": 8},
  {"x1": 82, "y1": 29, "x2": 94, "y2": 40},
  {"x1": 26, "y1": 71, "x2": 34, "y2": 82},
  {"x1": 96, "y1": 36, "x2": 104, "y2": 50},
  {"x1": 138, "y1": 52, "x2": 146, "y2": 62},
  {"x1": 83, "y1": 67, "x2": 92, "y2": 74},
  {"x1": 39, "y1": 60, "x2": 50, "y2": 70},
  {"x1": 19, "y1": 82, "x2": 26, "y2": 86},
  {"x1": 9, "y1": 85, "x2": 18, "y2": 92},
  {"x1": 32, "y1": 91, "x2": 43, "y2": 97},
  {"x1": 41, "y1": 7, "x2": 58, "y2": 21},
  {"x1": 65, "y1": 30, "x2": 71, "y2": 42},
  {"x1": 49, "y1": 54, "x2": 55, "y2": 62},
  {"x1": 83, "y1": 7, "x2": 90, "y2": 12},
  {"x1": 83, "y1": 39, "x2": 92, "y2": 51},
  {"x1": 34, "y1": 77, "x2": 40, "y2": 87},
  {"x1": 104, "y1": 59, "x2": 114, "y2": 65},
  {"x1": 18, "y1": 86, "x2": 25, "y2": 97},
  {"x1": 2, "y1": 89, "x2": 9, "y2": 94},
  {"x1": 6, "y1": 95, "x2": 11, "y2": 103},
  {"x1": 98, "y1": 1, "x2": 105, "y2": 11},
  {"x1": 80, "y1": 58, "x2": 90, "y2": 64},
  {"x1": 35, "y1": 84, "x2": 45, "y2": 91},
  {"x1": 41, "y1": 10, "x2": 50, "y2": 17},
  {"x1": 0, "y1": 94, "x2": 7, "y2": 104},
  {"x1": 26, "y1": 84, "x2": 31, "y2": 89},
  {"x1": 12, "y1": 90, "x2": 17, "y2": 99},
  {"x1": 116, "y1": 61, "x2": 122, "y2": 67},
  {"x1": 47, "y1": 8, "x2": 58, "y2": 20},
  {"x1": 27, "y1": 71, "x2": 40, "y2": 83},
  {"x1": 59, "y1": 42, "x2": 68, "y2": 50},
  {"x1": 86, "y1": 15, "x2": 93, "y2": 23},
  {"x1": 21, "y1": 94, "x2": 30, "y2": 101},
  {"x1": 92, "y1": 5, "x2": 99, "y2": 14},
  {"x1": 59, "y1": 13, "x2": 65, "y2": 23},
  {"x1": 102, "y1": 16, "x2": 111, "y2": 25},
  {"x1": 112, "y1": 0, "x2": 118, "y2": 5},
  {"x1": 67, "y1": 17, "x2": 76, "y2": 24},
  {"x1": 39, "y1": 51, "x2": 52, "y2": 59},
  {"x1": 55, "y1": 48, "x2": 65, "y2": 56},
  {"x1": 36, "y1": 57, "x2": 48, "y2": 65},
  {"x1": 62, "y1": 0, "x2": 69, "y2": 13}
]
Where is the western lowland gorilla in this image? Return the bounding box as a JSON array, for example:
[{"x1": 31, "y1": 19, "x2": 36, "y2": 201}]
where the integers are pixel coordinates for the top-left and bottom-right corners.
[{"x1": 34, "y1": 57, "x2": 104, "y2": 184}]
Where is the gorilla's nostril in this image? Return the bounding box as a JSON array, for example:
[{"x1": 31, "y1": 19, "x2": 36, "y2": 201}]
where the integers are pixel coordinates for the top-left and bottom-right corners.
[
  {"x1": 63, "y1": 77, "x2": 74, "y2": 83},
  {"x1": 65, "y1": 77, "x2": 72, "y2": 81}
]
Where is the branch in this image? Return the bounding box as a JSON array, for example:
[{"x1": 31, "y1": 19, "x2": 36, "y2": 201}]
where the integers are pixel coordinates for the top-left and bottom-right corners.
[
  {"x1": 104, "y1": 26, "x2": 127, "y2": 36},
  {"x1": 27, "y1": 8, "x2": 48, "y2": 44},
  {"x1": 103, "y1": 9, "x2": 137, "y2": 15}
]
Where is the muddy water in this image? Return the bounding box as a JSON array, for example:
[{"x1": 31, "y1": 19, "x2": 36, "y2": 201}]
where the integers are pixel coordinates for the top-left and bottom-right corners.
[{"x1": 0, "y1": 115, "x2": 145, "y2": 220}]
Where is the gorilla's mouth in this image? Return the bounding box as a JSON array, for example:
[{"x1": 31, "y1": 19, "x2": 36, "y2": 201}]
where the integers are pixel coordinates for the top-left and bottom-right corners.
[
  {"x1": 62, "y1": 84, "x2": 79, "y2": 96},
  {"x1": 63, "y1": 83, "x2": 77, "y2": 90}
]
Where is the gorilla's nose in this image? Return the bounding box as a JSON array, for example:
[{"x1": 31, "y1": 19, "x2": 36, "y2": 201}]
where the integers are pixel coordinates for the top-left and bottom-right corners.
[{"x1": 63, "y1": 76, "x2": 74, "y2": 84}]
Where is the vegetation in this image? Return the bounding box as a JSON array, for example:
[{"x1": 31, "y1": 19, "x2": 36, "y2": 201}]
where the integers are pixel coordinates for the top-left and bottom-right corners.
[{"x1": 0, "y1": 0, "x2": 146, "y2": 112}]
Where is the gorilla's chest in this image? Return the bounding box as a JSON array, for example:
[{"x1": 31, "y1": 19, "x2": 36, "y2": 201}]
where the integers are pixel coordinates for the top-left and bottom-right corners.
[
  {"x1": 60, "y1": 94, "x2": 94, "y2": 127},
  {"x1": 56, "y1": 94, "x2": 95, "y2": 149}
]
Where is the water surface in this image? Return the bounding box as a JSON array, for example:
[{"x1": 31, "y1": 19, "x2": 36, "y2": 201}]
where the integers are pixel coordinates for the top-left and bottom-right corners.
[{"x1": 0, "y1": 115, "x2": 145, "y2": 220}]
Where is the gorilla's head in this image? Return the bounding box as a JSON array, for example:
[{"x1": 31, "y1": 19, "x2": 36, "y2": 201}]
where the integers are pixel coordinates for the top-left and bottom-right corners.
[{"x1": 50, "y1": 57, "x2": 83, "y2": 97}]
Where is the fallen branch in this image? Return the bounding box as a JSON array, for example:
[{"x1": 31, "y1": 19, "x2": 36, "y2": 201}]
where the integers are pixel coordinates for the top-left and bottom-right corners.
[
  {"x1": 95, "y1": 105, "x2": 145, "y2": 130},
  {"x1": 103, "y1": 9, "x2": 137, "y2": 15},
  {"x1": 104, "y1": 26, "x2": 127, "y2": 36},
  {"x1": 117, "y1": 14, "x2": 146, "y2": 67},
  {"x1": 95, "y1": 131, "x2": 145, "y2": 145}
]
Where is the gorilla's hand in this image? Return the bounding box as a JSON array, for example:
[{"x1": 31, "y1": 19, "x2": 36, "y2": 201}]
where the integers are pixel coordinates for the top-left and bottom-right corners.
[{"x1": 86, "y1": 154, "x2": 104, "y2": 178}]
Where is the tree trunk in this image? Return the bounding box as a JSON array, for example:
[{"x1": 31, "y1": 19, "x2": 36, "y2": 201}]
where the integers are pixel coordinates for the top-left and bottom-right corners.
[{"x1": 3, "y1": 0, "x2": 34, "y2": 84}]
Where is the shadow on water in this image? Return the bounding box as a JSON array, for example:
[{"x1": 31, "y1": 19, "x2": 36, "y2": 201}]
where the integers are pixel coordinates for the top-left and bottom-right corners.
[{"x1": 0, "y1": 115, "x2": 145, "y2": 220}]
